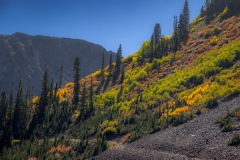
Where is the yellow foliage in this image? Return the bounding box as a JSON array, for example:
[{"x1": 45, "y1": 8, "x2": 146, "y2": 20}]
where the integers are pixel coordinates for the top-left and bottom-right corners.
[
  {"x1": 56, "y1": 89, "x2": 66, "y2": 102},
  {"x1": 169, "y1": 106, "x2": 189, "y2": 116},
  {"x1": 184, "y1": 84, "x2": 209, "y2": 106},
  {"x1": 218, "y1": 7, "x2": 228, "y2": 19},
  {"x1": 209, "y1": 36, "x2": 218, "y2": 45},
  {"x1": 65, "y1": 82, "x2": 74, "y2": 88},
  {"x1": 32, "y1": 96, "x2": 39, "y2": 104}
]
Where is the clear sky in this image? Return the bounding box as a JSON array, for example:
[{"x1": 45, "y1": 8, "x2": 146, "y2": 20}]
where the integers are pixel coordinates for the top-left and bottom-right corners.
[{"x1": 0, "y1": 0, "x2": 205, "y2": 57}]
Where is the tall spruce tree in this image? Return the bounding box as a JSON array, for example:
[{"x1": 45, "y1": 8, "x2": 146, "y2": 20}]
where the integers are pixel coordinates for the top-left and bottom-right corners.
[
  {"x1": 183, "y1": 0, "x2": 190, "y2": 32},
  {"x1": 73, "y1": 57, "x2": 81, "y2": 106},
  {"x1": 178, "y1": 13, "x2": 185, "y2": 43},
  {"x1": 59, "y1": 64, "x2": 64, "y2": 88},
  {"x1": 150, "y1": 34, "x2": 154, "y2": 60},
  {"x1": 39, "y1": 69, "x2": 49, "y2": 123},
  {"x1": 113, "y1": 44, "x2": 122, "y2": 82},
  {"x1": 12, "y1": 80, "x2": 26, "y2": 139},
  {"x1": 100, "y1": 52, "x2": 105, "y2": 82},
  {"x1": 153, "y1": 23, "x2": 161, "y2": 58},
  {"x1": 81, "y1": 81, "x2": 86, "y2": 116},
  {"x1": 0, "y1": 92, "x2": 8, "y2": 129},
  {"x1": 88, "y1": 77, "x2": 94, "y2": 115},
  {"x1": 120, "y1": 63, "x2": 125, "y2": 83},
  {"x1": 172, "y1": 15, "x2": 179, "y2": 52},
  {"x1": 108, "y1": 53, "x2": 113, "y2": 76},
  {"x1": 8, "y1": 89, "x2": 14, "y2": 123}
]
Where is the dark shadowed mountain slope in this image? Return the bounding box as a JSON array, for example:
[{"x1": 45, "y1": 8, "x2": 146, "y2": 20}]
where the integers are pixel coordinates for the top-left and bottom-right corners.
[{"x1": 0, "y1": 32, "x2": 115, "y2": 95}]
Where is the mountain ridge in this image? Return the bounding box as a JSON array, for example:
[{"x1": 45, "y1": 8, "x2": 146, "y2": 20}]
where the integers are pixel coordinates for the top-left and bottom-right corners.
[{"x1": 0, "y1": 32, "x2": 116, "y2": 95}]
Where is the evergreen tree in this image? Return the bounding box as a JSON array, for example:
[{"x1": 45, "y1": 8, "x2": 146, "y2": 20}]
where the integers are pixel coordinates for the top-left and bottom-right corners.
[
  {"x1": 8, "y1": 89, "x2": 14, "y2": 123},
  {"x1": 0, "y1": 92, "x2": 8, "y2": 128},
  {"x1": 88, "y1": 77, "x2": 94, "y2": 115},
  {"x1": 120, "y1": 63, "x2": 125, "y2": 83},
  {"x1": 49, "y1": 78, "x2": 54, "y2": 101},
  {"x1": 150, "y1": 34, "x2": 154, "y2": 60},
  {"x1": 178, "y1": 13, "x2": 185, "y2": 43},
  {"x1": 153, "y1": 23, "x2": 161, "y2": 57},
  {"x1": 81, "y1": 81, "x2": 86, "y2": 116},
  {"x1": 183, "y1": 0, "x2": 190, "y2": 32},
  {"x1": 59, "y1": 64, "x2": 64, "y2": 88},
  {"x1": 108, "y1": 54, "x2": 113, "y2": 76},
  {"x1": 200, "y1": 5, "x2": 204, "y2": 17},
  {"x1": 100, "y1": 52, "x2": 105, "y2": 82},
  {"x1": 73, "y1": 57, "x2": 81, "y2": 106},
  {"x1": 39, "y1": 69, "x2": 49, "y2": 123},
  {"x1": 113, "y1": 45, "x2": 122, "y2": 82},
  {"x1": 172, "y1": 15, "x2": 179, "y2": 52},
  {"x1": 12, "y1": 80, "x2": 26, "y2": 139}
]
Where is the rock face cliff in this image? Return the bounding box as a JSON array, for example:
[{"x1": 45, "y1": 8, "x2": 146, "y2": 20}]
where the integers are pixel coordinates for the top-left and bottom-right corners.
[{"x1": 0, "y1": 32, "x2": 116, "y2": 95}]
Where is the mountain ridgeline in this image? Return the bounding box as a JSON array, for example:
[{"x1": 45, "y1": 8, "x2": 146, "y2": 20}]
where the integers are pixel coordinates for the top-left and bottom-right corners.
[
  {"x1": 1, "y1": 0, "x2": 240, "y2": 159},
  {"x1": 0, "y1": 32, "x2": 116, "y2": 95}
]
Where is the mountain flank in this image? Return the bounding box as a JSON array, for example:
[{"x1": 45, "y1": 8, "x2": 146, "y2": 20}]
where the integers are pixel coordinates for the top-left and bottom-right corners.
[
  {"x1": 0, "y1": 32, "x2": 115, "y2": 95},
  {"x1": 1, "y1": 0, "x2": 240, "y2": 159}
]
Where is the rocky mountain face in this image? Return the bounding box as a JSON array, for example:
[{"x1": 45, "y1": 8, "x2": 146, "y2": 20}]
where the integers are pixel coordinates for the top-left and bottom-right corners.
[{"x1": 0, "y1": 32, "x2": 115, "y2": 95}]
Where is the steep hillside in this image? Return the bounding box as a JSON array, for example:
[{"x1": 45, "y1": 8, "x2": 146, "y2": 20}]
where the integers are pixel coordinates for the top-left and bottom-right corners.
[
  {"x1": 0, "y1": 32, "x2": 115, "y2": 95},
  {"x1": 1, "y1": 0, "x2": 240, "y2": 159}
]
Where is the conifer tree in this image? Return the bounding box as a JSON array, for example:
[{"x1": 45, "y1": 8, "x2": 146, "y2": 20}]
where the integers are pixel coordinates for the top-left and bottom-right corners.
[
  {"x1": 81, "y1": 81, "x2": 86, "y2": 116},
  {"x1": 12, "y1": 80, "x2": 26, "y2": 139},
  {"x1": 153, "y1": 23, "x2": 161, "y2": 57},
  {"x1": 108, "y1": 53, "x2": 113, "y2": 76},
  {"x1": 120, "y1": 63, "x2": 125, "y2": 83},
  {"x1": 178, "y1": 13, "x2": 185, "y2": 43},
  {"x1": 88, "y1": 77, "x2": 94, "y2": 115},
  {"x1": 100, "y1": 52, "x2": 105, "y2": 82},
  {"x1": 183, "y1": 0, "x2": 190, "y2": 32},
  {"x1": 172, "y1": 15, "x2": 179, "y2": 52},
  {"x1": 150, "y1": 34, "x2": 154, "y2": 60},
  {"x1": 200, "y1": 5, "x2": 204, "y2": 17},
  {"x1": 0, "y1": 92, "x2": 8, "y2": 128},
  {"x1": 39, "y1": 69, "x2": 49, "y2": 123},
  {"x1": 49, "y1": 78, "x2": 54, "y2": 101},
  {"x1": 8, "y1": 89, "x2": 14, "y2": 123},
  {"x1": 73, "y1": 57, "x2": 81, "y2": 106},
  {"x1": 113, "y1": 45, "x2": 122, "y2": 82},
  {"x1": 59, "y1": 64, "x2": 63, "y2": 88}
]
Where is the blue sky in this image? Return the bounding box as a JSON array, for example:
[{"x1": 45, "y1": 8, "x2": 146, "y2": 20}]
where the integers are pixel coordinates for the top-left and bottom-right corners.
[{"x1": 0, "y1": 0, "x2": 205, "y2": 57}]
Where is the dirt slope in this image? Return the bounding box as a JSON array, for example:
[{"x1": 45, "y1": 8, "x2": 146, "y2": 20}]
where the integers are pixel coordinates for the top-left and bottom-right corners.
[{"x1": 92, "y1": 97, "x2": 240, "y2": 160}]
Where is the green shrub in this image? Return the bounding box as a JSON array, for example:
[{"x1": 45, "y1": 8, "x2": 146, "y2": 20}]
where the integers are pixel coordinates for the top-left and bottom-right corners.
[{"x1": 228, "y1": 133, "x2": 240, "y2": 146}]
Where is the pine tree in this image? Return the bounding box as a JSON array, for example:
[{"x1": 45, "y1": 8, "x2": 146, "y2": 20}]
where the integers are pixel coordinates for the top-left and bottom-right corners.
[
  {"x1": 172, "y1": 15, "x2": 179, "y2": 52},
  {"x1": 49, "y1": 78, "x2": 54, "y2": 101},
  {"x1": 183, "y1": 0, "x2": 190, "y2": 33},
  {"x1": 80, "y1": 81, "x2": 86, "y2": 117},
  {"x1": 113, "y1": 45, "x2": 122, "y2": 82},
  {"x1": 12, "y1": 80, "x2": 26, "y2": 139},
  {"x1": 100, "y1": 52, "x2": 105, "y2": 82},
  {"x1": 200, "y1": 5, "x2": 204, "y2": 17},
  {"x1": 59, "y1": 64, "x2": 64, "y2": 88},
  {"x1": 153, "y1": 23, "x2": 161, "y2": 58},
  {"x1": 39, "y1": 69, "x2": 49, "y2": 123},
  {"x1": 88, "y1": 77, "x2": 94, "y2": 115},
  {"x1": 108, "y1": 54, "x2": 113, "y2": 76},
  {"x1": 0, "y1": 92, "x2": 8, "y2": 129},
  {"x1": 8, "y1": 89, "x2": 14, "y2": 123},
  {"x1": 73, "y1": 57, "x2": 81, "y2": 106},
  {"x1": 178, "y1": 13, "x2": 185, "y2": 43},
  {"x1": 120, "y1": 63, "x2": 125, "y2": 83},
  {"x1": 150, "y1": 34, "x2": 154, "y2": 60}
]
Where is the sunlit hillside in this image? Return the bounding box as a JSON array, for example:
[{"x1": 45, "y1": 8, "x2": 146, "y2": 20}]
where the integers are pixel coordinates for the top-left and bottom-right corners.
[{"x1": 1, "y1": 0, "x2": 240, "y2": 159}]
